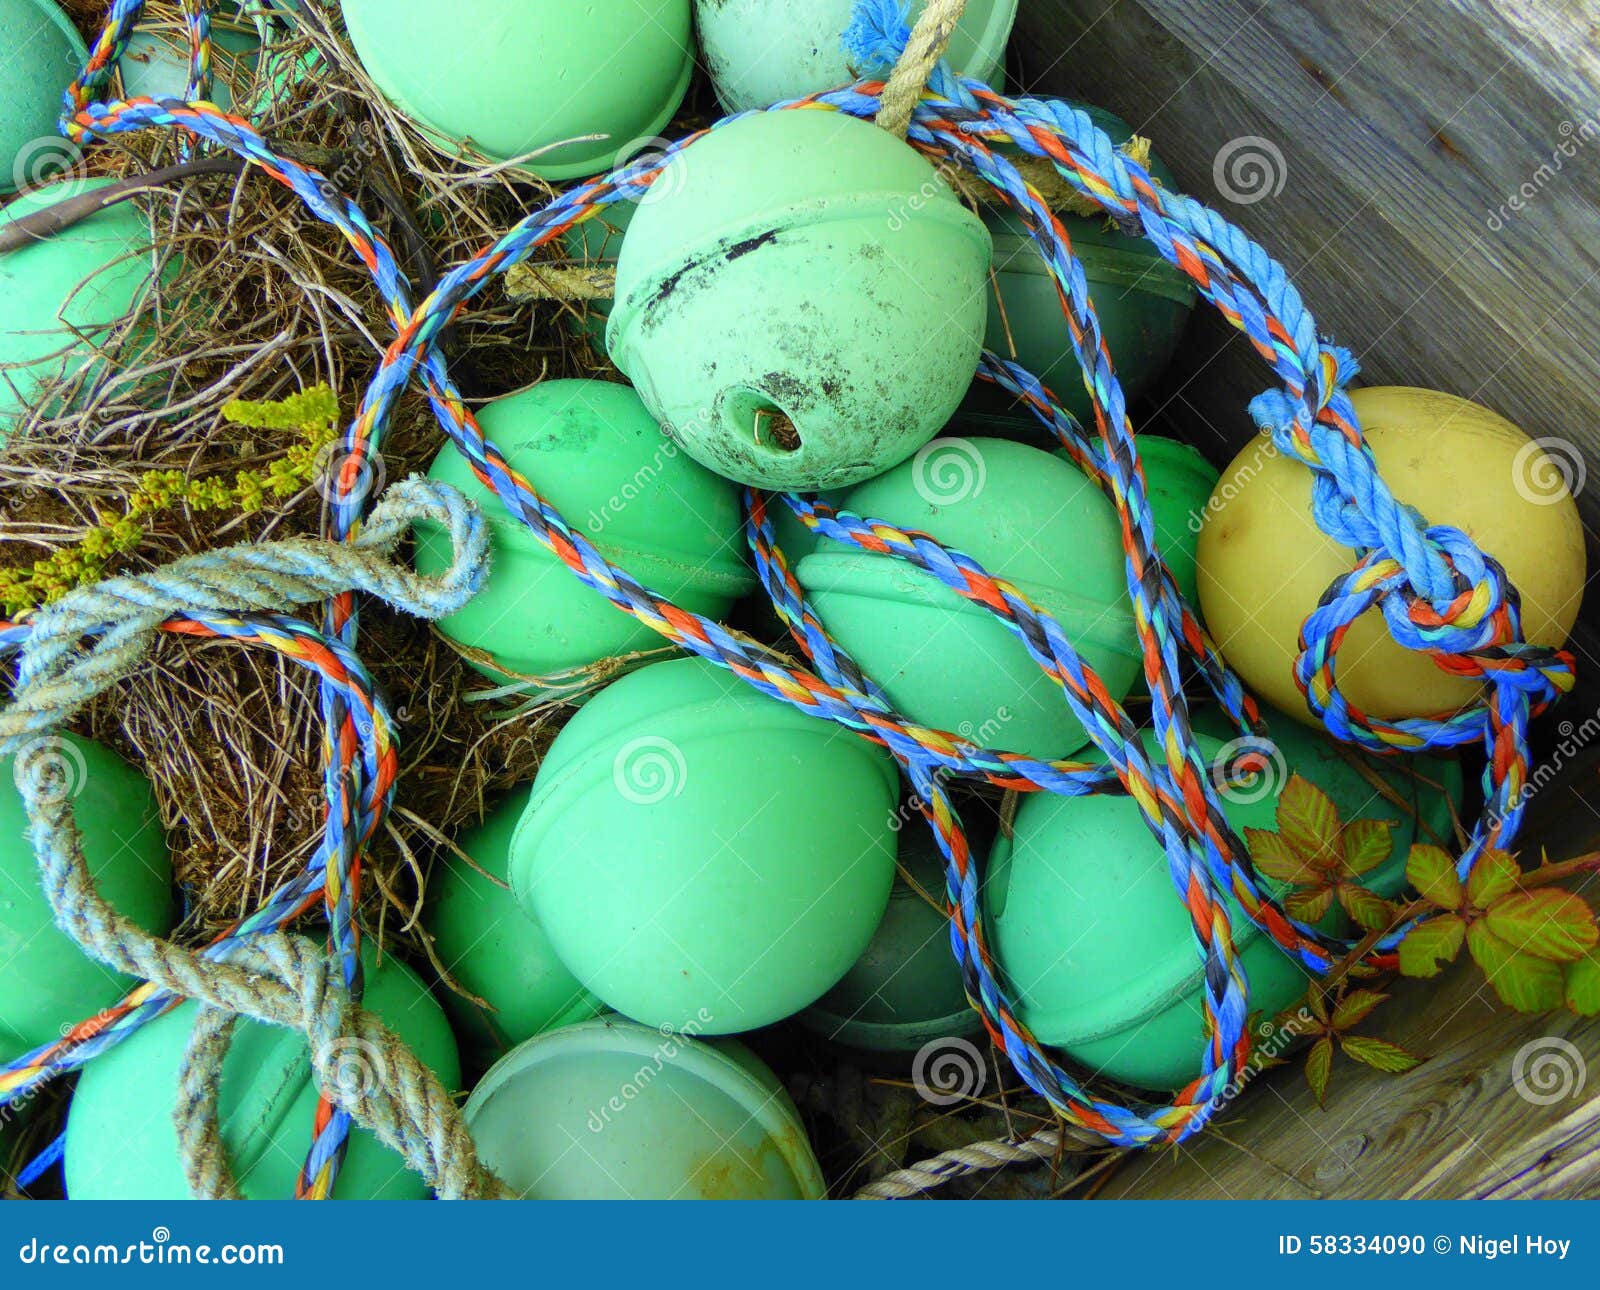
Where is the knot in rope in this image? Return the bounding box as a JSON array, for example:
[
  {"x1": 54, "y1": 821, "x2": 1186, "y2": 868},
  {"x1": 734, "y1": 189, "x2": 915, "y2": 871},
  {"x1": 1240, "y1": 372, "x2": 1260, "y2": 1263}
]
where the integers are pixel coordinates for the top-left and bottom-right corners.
[
  {"x1": 173, "y1": 935, "x2": 510, "y2": 1200},
  {"x1": 1251, "y1": 369, "x2": 1573, "y2": 745}
]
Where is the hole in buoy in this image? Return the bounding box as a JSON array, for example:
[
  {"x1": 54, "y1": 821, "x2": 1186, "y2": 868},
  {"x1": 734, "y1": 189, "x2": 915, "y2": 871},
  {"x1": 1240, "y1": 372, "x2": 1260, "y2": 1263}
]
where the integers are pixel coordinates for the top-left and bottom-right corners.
[{"x1": 726, "y1": 389, "x2": 801, "y2": 454}]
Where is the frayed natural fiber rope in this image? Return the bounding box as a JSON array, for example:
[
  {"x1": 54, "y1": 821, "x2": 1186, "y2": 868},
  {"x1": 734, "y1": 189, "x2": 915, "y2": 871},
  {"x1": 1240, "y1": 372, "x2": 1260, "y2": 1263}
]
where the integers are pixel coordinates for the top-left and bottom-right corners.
[
  {"x1": 876, "y1": 0, "x2": 969, "y2": 137},
  {"x1": 503, "y1": 261, "x2": 617, "y2": 302},
  {"x1": 3, "y1": 478, "x2": 508, "y2": 1199}
]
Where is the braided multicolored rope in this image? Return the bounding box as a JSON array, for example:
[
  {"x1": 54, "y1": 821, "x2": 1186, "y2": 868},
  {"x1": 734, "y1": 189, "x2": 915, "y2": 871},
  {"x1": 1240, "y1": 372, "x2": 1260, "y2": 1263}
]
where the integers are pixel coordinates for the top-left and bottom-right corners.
[{"x1": 2, "y1": 0, "x2": 1576, "y2": 1184}]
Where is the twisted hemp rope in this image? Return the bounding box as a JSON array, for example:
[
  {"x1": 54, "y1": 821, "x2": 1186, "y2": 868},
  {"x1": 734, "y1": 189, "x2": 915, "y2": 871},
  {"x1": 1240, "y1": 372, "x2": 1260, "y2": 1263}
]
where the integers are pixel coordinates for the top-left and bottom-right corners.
[
  {"x1": 2, "y1": 478, "x2": 507, "y2": 1199},
  {"x1": 874, "y1": 0, "x2": 969, "y2": 137}
]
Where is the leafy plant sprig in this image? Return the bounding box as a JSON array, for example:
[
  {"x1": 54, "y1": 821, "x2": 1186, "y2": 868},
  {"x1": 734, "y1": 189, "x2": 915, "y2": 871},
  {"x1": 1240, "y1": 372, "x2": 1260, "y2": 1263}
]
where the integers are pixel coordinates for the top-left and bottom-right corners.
[
  {"x1": 1397, "y1": 845, "x2": 1600, "y2": 1013},
  {"x1": 1245, "y1": 774, "x2": 1398, "y2": 931},
  {"x1": 1282, "y1": 986, "x2": 1423, "y2": 1106},
  {"x1": 0, "y1": 384, "x2": 340, "y2": 616}
]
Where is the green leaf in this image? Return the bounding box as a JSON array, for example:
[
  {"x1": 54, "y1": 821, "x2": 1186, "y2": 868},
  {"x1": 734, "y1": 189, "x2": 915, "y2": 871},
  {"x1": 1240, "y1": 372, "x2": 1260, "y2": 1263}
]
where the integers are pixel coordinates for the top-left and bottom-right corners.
[
  {"x1": 1339, "y1": 1034, "x2": 1424, "y2": 1074},
  {"x1": 1406, "y1": 844, "x2": 1462, "y2": 910},
  {"x1": 1340, "y1": 885, "x2": 1396, "y2": 932},
  {"x1": 1245, "y1": 827, "x2": 1319, "y2": 884},
  {"x1": 1483, "y1": 890, "x2": 1599, "y2": 963},
  {"x1": 1340, "y1": 818, "x2": 1394, "y2": 876},
  {"x1": 1564, "y1": 951, "x2": 1600, "y2": 1017},
  {"x1": 1331, "y1": 989, "x2": 1388, "y2": 1030},
  {"x1": 1305, "y1": 985, "x2": 1329, "y2": 1024},
  {"x1": 1398, "y1": 915, "x2": 1466, "y2": 978},
  {"x1": 1277, "y1": 775, "x2": 1341, "y2": 867},
  {"x1": 1467, "y1": 849, "x2": 1522, "y2": 908},
  {"x1": 1285, "y1": 885, "x2": 1336, "y2": 923},
  {"x1": 1305, "y1": 1035, "x2": 1334, "y2": 1106},
  {"x1": 1467, "y1": 923, "x2": 1566, "y2": 1012}
]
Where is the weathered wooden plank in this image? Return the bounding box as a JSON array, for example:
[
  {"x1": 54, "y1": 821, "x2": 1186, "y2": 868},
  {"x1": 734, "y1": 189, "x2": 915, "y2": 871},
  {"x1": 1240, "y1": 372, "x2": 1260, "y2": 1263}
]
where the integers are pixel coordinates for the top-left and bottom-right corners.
[
  {"x1": 1015, "y1": 0, "x2": 1600, "y2": 556},
  {"x1": 1104, "y1": 923, "x2": 1600, "y2": 1198}
]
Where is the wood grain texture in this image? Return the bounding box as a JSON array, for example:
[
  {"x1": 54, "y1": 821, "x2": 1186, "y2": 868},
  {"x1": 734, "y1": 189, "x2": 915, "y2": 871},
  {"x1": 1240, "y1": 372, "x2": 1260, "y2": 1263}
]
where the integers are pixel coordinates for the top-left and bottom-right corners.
[
  {"x1": 1014, "y1": 0, "x2": 1600, "y2": 638},
  {"x1": 1105, "y1": 917, "x2": 1600, "y2": 1198}
]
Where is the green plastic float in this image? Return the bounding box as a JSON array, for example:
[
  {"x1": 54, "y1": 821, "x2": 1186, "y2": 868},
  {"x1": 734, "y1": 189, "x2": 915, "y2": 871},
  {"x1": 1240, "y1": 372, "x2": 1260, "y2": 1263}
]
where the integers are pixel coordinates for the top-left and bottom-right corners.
[
  {"x1": 608, "y1": 109, "x2": 992, "y2": 490},
  {"x1": 0, "y1": 178, "x2": 171, "y2": 433},
  {"x1": 414, "y1": 379, "x2": 754, "y2": 687},
  {"x1": 65, "y1": 946, "x2": 459, "y2": 1199},
  {"x1": 795, "y1": 437, "x2": 1141, "y2": 761},
  {"x1": 465, "y1": 1016, "x2": 826, "y2": 1199},
  {"x1": 511, "y1": 655, "x2": 900, "y2": 1033},
  {"x1": 0, "y1": 0, "x2": 85, "y2": 195},
  {"x1": 800, "y1": 825, "x2": 982, "y2": 1054},
  {"x1": 425, "y1": 782, "x2": 603, "y2": 1072},
  {"x1": 969, "y1": 106, "x2": 1197, "y2": 428},
  {"x1": 0, "y1": 734, "x2": 172, "y2": 1064},
  {"x1": 986, "y1": 722, "x2": 1465, "y2": 1089},
  {"x1": 695, "y1": 0, "x2": 1017, "y2": 113},
  {"x1": 985, "y1": 731, "x2": 1312, "y2": 1090},
  {"x1": 339, "y1": 0, "x2": 694, "y2": 180}
]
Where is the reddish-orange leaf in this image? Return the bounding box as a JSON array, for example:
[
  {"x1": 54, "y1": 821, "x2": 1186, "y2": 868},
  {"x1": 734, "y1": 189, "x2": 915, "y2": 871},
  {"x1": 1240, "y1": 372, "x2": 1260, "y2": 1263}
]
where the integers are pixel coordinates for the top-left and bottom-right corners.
[
  {"x1": 1277, "y1": 775, "x2": 1341, "y2": 867},
  {"x1": 1285, "y1": 885, "x2": 1336, "y2": 923},
  {"x1": 1245, "y1": 826, "x2": 1319, "y2": 884},
  {"x1": 1340, "y1": 818, "x2": 1394, "y2": 876}
]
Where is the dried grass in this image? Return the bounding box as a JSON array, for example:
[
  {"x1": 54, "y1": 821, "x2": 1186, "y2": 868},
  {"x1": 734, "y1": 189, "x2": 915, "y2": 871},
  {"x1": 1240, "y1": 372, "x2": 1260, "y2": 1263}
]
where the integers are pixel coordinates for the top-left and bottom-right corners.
[{"x1": 3, "y1": 1, "x2": 623, "y2": 939}]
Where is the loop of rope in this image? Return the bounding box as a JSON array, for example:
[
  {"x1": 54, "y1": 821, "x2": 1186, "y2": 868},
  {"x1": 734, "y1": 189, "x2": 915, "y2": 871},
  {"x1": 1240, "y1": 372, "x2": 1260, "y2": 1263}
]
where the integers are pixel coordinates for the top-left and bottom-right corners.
[
  {"x1": 2, "y1": 0, "x2": 1572, "y2": 1193},
  {"x1": 0, "y1": 479, "x2": 493, "y2": 1193},
  {"x1": 172, "y1": 936, "x2": 510, "y2": 1200}
]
